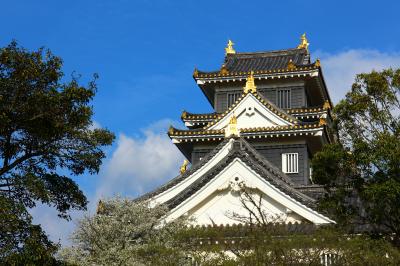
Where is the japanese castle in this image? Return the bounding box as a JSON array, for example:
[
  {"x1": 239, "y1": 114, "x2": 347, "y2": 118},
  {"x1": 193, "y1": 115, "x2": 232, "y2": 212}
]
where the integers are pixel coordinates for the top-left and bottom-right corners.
[{"x1": 139, "y1": 34, "x2": 335, "y2": 226}]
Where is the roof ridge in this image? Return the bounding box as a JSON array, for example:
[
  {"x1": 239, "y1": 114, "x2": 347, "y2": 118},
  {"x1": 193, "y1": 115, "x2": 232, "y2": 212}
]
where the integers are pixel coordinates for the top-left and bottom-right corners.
[{"x1": 231, "y1": 47, "x2": 306, "y2": 56}]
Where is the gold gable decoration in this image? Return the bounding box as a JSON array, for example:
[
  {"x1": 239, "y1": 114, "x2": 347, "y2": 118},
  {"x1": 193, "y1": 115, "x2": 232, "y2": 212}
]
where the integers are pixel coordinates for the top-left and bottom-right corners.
[
  {"x1": 243, "y1": 71, "x2": 257, "y2": 93},
  {"x1": 180, "y1": 160, "x2": 189, "y2": 174},
  {"x1": 297, "y1": 33, "x2": 309, "y2": 51},
  {"x1": 225, "y1": 114, "x2": 240, "y2": 138},
  {"x1": 225, "y1": 40, "x2": 236, "y2": 55}
]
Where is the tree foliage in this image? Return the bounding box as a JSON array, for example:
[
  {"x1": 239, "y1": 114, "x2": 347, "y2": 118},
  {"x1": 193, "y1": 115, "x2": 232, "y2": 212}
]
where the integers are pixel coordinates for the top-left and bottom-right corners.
[
  {"x1": 0, "y1": 41, "x2": 114, "y2": 262},
  {"x1": 60, "y1": 197, "x2": 400, "y2": 265},
  {"x1": 312, "y1": 69, "x2": 400, "y2": 240},
  {"x1": 192, "y1": 227, "x2": 400, "y2": 266},
  {"x1": 60, "y1": 197, "x2": 188, "y2": 265}
]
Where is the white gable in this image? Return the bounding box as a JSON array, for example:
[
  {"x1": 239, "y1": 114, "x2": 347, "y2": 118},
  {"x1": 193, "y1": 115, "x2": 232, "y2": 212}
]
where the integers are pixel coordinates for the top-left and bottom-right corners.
[
  {"x1": 209, "y1": 93, "x2": 294, "y2": 130},
  {"x1": 165, "y1": 158, "x2": 334, "y2": 225}
]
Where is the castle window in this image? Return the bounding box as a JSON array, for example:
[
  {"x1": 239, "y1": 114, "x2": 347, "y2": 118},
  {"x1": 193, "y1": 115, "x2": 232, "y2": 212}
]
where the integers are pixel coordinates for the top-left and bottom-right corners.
[
  {"x1": 277, "y1": 89, "x2": 291, "y2": 108},
  {"x1": 227, "y1": 92, "x2": 241, "y2": 107},
  {"x1": 282, "y1": 153, "x2": 298, "y2": 173}
]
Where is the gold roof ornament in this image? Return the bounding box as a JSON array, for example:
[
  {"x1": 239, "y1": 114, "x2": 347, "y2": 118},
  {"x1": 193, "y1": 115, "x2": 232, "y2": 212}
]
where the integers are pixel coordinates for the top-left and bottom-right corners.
[
  {"x1": 225, "y1": 40, "x2": 236, "y2": 55},
  {"x1": 168, "y1": 126, "x2": 174, "y2": 135},
  {"x1": 181, "y1": 111, "x2": 187, "y2": 119},
  {"x1": 96, "y1": 200, "x2": 105, "y2": 215},
  {"x1": 225, "y1": 114, "x2": 240, "y2": 138},
  {"x1": 220, "y1": 64, "x2": 229, "y2": 75},
  {"x1": 193, "y1": 68, "x2": 199, "y2": 78},
  {"x1": 180, "y1": 159, "x2": 189, "y2": 174},
  {"x1": 287, "y1": 59, "x2": 296, "y2": 71},
  {"x1": 315, "y1": 59, "x2": 321, "y2": 67},
  {"x1": 297, "y1": 33, "x2": 309, "y2": 51},
  {"x1": 323, "y1": 100, "x2": 331, "y2": 110},
  {"x1": 243, "y1": 71, "x2": 257, "y2": 93},
  {"x1": 319, "y1": 117, "x2": 327, "y2": 126}
]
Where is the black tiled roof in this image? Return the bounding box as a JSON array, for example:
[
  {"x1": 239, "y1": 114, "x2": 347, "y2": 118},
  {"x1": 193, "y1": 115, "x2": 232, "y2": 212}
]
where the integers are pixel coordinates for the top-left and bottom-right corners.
[
  {"x1": 223, "y1": 48, "x2": 309, "y2": 73},
  {"x1": 195, "y1": 48, "x2": 314, "y2": 77}
]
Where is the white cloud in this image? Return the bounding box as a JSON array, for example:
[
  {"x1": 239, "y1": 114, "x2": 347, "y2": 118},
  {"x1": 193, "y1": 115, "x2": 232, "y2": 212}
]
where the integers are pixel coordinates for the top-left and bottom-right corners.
[
  {"x1": 95, "y1": 118, "x2": 184, "y2": 199},
  {"x1": 315, "y1": 49, "x2": 400, "y2": 103}
]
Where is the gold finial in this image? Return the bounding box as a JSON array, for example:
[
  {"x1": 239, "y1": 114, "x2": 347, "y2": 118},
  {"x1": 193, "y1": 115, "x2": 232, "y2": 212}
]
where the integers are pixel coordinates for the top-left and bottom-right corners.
[
  {"x1": 193, "y1": 68, "x2": 199, "y2": 77},
  {"x1": 225, "y1": 40, "x2": 236, "y2": 55},
  {"x1": 323, "y1": 100, "x2": 331, "y2": 110},
  {"x1": 243, "y1": 71, "x2": 257, "y2": 93},
  {"x1": 96, "y1": 200, "x2": 105, "y2": 215},
  {"x1": 319, "y1": 117, "x2": 327, "y2": 126},
  {"x1": 220, "y1": 64, "x2": 229, "y2": 75},
  {"x1": 168, "y1": 126, "x2": 174, "y2": 135},
  {"x1": 315, "y1": 59, "x2": 321, "y2": 67},
  {"x1": 180, "y1": 160, "x2": 189, "y2": 174},
  {"x1": 225, "y1": 114, "x2": 240, "y2": 138},
  {"x1": 287, "y1": 59, "x2": 296, "y2": 71},
  {"x1": 297, "y1": 33, "x2": 309, "y2": 51}
]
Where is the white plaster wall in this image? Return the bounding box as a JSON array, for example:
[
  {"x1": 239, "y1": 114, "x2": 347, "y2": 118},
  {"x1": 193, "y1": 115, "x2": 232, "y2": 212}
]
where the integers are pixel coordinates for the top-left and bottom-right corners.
[{"x1": 189, "y1": 189, "x2": 303, "y2": 226}]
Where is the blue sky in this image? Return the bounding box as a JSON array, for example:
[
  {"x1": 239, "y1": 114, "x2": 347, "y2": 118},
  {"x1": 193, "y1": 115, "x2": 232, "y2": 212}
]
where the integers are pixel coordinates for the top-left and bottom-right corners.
[{"x1": 2, "y1": 0, "x2": 400, "y2": 245}]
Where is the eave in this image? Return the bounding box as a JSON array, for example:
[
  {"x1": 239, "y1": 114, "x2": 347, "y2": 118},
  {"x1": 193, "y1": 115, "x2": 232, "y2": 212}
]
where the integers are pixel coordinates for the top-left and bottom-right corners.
[
  {"x1": 181, "y1": 106, "x2": 331, "y2": 127},
  {"x1": 168, "y1": 123, "x2": 327, "y2": 143},
  {"x1": 194, "y1": 65, "x2": 319, "y2": 83}
]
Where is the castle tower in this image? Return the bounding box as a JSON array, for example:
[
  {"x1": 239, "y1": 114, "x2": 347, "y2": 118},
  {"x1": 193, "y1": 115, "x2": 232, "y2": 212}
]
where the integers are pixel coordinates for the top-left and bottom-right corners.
[{"x1": 139, "y1": 35, "x2": 335, "y2": 226}]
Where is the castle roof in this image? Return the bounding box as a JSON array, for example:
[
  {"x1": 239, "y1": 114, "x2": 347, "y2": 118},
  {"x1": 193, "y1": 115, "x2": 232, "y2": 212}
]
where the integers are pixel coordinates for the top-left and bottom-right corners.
[{"x1": 138, "y1": 137, "x2": 334, "y2": 225}]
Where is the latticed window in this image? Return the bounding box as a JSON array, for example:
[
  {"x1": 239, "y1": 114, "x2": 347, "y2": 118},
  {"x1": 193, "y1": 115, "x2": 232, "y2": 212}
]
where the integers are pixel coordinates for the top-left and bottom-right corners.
[
  {"x1": 282, "y1": 153, "x2": 298, "y2": 173},
  {"x1": 227, "y1": 92, "x2": 241, "y2": 107},
  {"x1": 277, "y1": 89, "x2": 291, "y2": 108}
]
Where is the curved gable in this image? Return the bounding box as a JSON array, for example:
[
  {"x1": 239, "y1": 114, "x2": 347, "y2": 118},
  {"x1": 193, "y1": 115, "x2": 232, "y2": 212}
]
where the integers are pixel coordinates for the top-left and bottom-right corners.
[{"x1": 208, "y1": 92, "x2": 298, "y2": 130}]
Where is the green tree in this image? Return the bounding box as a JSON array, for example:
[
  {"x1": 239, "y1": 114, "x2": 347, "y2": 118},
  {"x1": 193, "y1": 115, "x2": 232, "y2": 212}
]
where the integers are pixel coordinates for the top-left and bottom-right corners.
[
  {"x1": 312, "y1": 69, "x2": 400, "y2": 243},
  {"x1": 59, "y1": 197, "x2": 188, "y2": 265},
  {"x1": 0, "y1": 41, "x2": 114, "y2": 262}
]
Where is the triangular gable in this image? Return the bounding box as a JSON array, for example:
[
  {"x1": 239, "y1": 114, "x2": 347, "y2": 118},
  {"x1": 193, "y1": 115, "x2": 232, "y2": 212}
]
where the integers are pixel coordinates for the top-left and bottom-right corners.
[
  {"x1": 165, "y1": 158, "x2": 334, "y2": 225},
  {"x1": 146, "y1": 137, "x2": 294, "y2": 206},
  {"x1": 208, "y1": 92, "x2": 298, "y2": 131}
]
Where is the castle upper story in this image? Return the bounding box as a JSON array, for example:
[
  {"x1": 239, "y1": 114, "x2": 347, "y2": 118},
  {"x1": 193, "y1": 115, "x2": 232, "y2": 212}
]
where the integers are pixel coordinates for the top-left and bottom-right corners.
[
  {"x1": 168, "y1": 35, "x2": 336, "y2": 186},
  {"x1": 192, "y1": 34, "x2": 331, "y2": 115}
]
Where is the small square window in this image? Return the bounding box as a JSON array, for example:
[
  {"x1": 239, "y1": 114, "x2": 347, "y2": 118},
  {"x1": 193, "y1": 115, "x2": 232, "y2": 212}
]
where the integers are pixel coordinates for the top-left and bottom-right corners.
[{"x1": 282, "y1": 153, "x2": 298, "y2": 173}]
